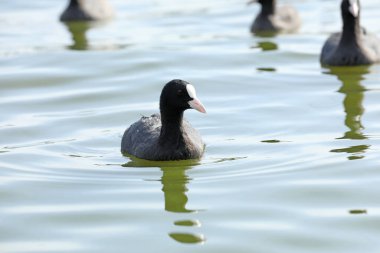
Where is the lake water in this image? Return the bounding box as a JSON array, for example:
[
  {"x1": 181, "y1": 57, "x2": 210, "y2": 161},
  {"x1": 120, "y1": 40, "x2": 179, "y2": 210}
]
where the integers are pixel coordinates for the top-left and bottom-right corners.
[{"x1": 1, "y1": 0, "x2": 380, "y2": 252}]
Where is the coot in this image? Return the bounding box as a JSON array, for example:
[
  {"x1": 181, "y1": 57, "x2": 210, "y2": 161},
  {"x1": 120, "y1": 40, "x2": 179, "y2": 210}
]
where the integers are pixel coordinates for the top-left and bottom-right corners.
[
  {"x1": 320, "y1": 0, "x2": 380, "y2": 66},
  {"x1": 121, "y1": 80, "x2": 206, "y2": 161},
  {"x1": 248, "y1": 0, "x2": 301, "y2": 34},
  {"x1": 60, "y1": 0, "x2": 114, "y2": 22}
]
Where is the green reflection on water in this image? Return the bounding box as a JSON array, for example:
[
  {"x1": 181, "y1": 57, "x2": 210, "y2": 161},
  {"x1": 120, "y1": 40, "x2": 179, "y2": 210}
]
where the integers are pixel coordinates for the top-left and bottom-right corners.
[
  {"x1": 160, "y1": 166, "x2": 194, "y2": 213},
  {"x1": 261, "y1": 139, "x2": 281, "y2": 143},
  {"x1": 330, "y1": 145, "x2": 370, "y2": 160},
  {"x1": 160, "y1": 165, "x2": 205, "y2": 244},
  {"x1": 324, "y1": 66, "x2": 371, "y2": 160},
  {"x1": 122, "y1": 155, "x2": 201, "y2": 168},
  {"x1": 326, "y1": 66, "x2": 369, "y2": 140},
  {"x1": 169, "y1": 233, "x2": 205, "y2": 244},
  {"x1": 257, "y1": 67, "x2": 276, "y2": 72},
  {"x1": 62, "y1": 22, "x2": 92, "y2": 51},
  {"x1": 62, "y1": 21, "x2": 112, "y2": 51},
  {"x1": 349, "y1": 209, "x2": 367, "y2": 215},
  {"x1": 252, "y1": 31, "x2": 278, "y2": 38},
  {"x1": 122, "y1": 157, "x2": 205, "y2": 244},
  {"x1": 254, "y1": 41, "x2": 278, "y2": 51},
  {"x1": 174, "y1": 219, "x2": 201, "y2": 227}
]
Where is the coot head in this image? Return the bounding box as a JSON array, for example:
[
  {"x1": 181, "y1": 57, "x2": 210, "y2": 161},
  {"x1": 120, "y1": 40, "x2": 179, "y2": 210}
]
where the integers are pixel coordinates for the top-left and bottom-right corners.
[
  {"x1": 248, "y1": 0, "x2": 276, "y2": 16},
  {"x1": 341, "y1": 0, "x2": 360, "y2": 19},
  {"x1": 160, "y1": 79, "x2": 206, "y2": 114},
  {"x1": 248, "y1": 0, "x2": 274, "y2": 6},
  {"x1": 69, "y1": 0, "x2": 79, "y2": 7}
]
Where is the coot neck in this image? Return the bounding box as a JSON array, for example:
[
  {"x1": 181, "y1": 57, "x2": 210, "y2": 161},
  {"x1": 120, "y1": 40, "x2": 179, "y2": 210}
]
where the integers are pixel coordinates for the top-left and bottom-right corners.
[
  {"x1": 159, "y1": 108, "x2": 185, "y2": 146},
  {"x1": 260, "y1": 0, "x2": 276, "y2": 16},
  {"x1": 340, "y1": 14, "x2": 361, "y2": 47},
  {"x1": 69, "y1": 0, "x2": 79, "y2": 7}
]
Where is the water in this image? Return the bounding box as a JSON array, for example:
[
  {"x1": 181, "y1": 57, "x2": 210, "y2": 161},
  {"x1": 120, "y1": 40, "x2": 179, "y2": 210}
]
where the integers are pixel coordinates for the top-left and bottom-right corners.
[{"x1": 1, "y1": 0, "x2": 380, "y2": 252}]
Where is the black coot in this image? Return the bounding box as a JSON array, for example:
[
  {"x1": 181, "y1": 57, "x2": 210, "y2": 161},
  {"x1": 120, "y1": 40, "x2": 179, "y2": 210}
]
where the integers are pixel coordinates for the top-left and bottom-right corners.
[
  {"x1": 248, "y1": 0, "x2": 301, "y2": 34},
  {"x1": 320, "y1": 0, "x2": 380, "y2": 66},
  {"x1": 60, "y1": 0, "x2": 114, "y2": 22},
  {"x1": 121, "y1": 80, "x2": 206, "y2": 161}
]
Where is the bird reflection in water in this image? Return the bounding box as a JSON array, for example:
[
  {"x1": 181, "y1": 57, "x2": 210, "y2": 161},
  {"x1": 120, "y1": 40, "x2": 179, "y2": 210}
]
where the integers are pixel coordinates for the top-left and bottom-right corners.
[
  {"x1": 59, "y1": 0, "x2": 115, "y2": 51},
  {"x1": 160, "y1": 166, "x2": 205, "y2": 244},
  {"x1": 62, "y1": 21, "x2": 93, "y2": 50},
  {"x1": 325, "y1": 66, "x2": 371, "y2": 160},
  {"x1": 252, "y1": 41, "x2": 278, "y2": 51},
  {"x1": 61, "y1": 21, "x2": 127, "y2": 51},
  {"x1": 123, "y1": 158, "x2": 206, "y2": 244},
  {"x1": 252, "y1": 40, "x2": 278, "y2": 72}
]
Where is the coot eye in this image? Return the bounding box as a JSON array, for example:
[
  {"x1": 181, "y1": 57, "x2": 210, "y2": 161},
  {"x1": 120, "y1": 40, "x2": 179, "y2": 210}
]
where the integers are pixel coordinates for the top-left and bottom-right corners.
[{"x1": 177, "y1": 89, "x2": 184, "y2": 96}]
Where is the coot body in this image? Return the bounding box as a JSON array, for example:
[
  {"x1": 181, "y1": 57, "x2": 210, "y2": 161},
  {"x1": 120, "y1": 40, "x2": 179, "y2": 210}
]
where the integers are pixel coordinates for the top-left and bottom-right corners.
[
  {"x1": 60, "y1": 0, "x2": 114, "y2": 22},
  {"x1": 320, "y1": 0, "x2": 380, "y2": 66},
  {"x1": 121, "y1": 80, "x2": 206, "y2": 161},
  {"x1": 249, "y1": 0, "x2": 301, "y2": 34}
]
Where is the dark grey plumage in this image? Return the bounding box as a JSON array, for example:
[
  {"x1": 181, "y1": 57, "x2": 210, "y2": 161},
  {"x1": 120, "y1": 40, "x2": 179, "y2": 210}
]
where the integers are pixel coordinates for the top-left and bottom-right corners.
[
  {"x1": 122, "y1": 114, "x2": 204, "y2": 161},
  {"x1": 320, "y1": 0, "x2": 380, "y2": 66},
  {"x1": 121, "y1": 80, "x2": 206, "y2": 161},
  {"x1": 249, "y1": 0, "x2": 301, "y2": 34},
  {"x1": 60, "y1": 0, "x2": 114, "y2": 22}
]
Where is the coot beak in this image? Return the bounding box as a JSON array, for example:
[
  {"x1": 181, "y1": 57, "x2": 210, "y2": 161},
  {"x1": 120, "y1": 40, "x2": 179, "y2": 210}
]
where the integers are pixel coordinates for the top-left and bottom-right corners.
[
  {"x1": 186, "y1": 83, "x2": 206, "y2": 113},
  {"x1": 247, "y1": 0, "x2": 256, "y2": 5},
  {"x1": 188, "y1": 98, "x2": 206, "y2": 114}
]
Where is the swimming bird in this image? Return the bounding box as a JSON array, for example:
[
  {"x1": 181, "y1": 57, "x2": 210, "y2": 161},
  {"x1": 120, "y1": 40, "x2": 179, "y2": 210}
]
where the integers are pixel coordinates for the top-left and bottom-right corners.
[
  {"x1": 121, "y1": 80, "x2": 206, "y2": 161},
  {"x1": 248, "y1": 0, "x2": 301, "y2": 34},
  {"x1": 60, "y1": 0, "x2": 114, "y2": 22},
  {"x1": 320, "y1": 0, "x2": 380, "y2": 66}
]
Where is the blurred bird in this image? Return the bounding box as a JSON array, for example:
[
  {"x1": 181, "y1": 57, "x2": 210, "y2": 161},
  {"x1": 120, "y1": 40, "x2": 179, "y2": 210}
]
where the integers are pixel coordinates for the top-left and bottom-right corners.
[
  {"x1": 60, "y1": 0, "x2": 114, "y2": 22},
  {"x1": 320, "y1": 0, "x2": 380, "y2": 66},
  {"x1": 248, "y1": 0, "x2": 301, "y2": 35}
]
